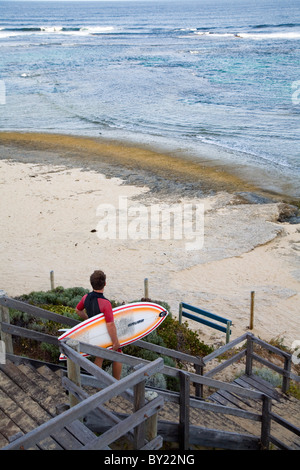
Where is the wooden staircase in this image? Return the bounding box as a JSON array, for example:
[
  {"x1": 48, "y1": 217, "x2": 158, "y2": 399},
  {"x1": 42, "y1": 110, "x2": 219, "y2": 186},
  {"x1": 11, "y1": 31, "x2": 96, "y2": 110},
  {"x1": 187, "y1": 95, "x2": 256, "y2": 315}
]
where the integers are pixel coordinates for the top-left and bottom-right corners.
[
  {"x1": 0, "y1": 359, "x2": 95, "y2": 450},
  {"x1": 1, "y1": 358, "x2": 299, "y2": 450}
]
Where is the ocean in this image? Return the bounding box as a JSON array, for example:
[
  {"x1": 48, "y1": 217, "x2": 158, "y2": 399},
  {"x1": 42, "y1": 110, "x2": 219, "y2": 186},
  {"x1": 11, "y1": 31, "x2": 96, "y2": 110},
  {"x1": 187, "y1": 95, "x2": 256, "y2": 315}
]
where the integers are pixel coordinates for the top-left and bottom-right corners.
[{"x1": 0, "y1": 0, "x2": 299, "y2": 199}]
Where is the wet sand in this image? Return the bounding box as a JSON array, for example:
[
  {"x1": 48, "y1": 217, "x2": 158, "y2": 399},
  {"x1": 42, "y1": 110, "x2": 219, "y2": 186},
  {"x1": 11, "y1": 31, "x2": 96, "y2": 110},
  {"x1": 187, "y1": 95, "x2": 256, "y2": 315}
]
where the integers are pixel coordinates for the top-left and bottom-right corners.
[
  {"x1": 0, "y1": 131, "x2": 288, "y2": 201},
  {"x1": 0, "y1": 131, "x2": 299, "y2": 348}
]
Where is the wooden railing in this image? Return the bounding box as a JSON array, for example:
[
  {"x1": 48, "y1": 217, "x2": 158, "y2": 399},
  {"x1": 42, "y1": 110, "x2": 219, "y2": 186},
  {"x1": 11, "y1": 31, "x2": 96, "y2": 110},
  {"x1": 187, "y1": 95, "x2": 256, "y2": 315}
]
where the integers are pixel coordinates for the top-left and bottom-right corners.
[
  {"x1": 1, "y1": 295, "x2": 299, "y2": 450},
  {"x1": 202, "y1": 332, "x2": 300, "y2": 393},
  {"x1": 2, "y1": 355, "x2": 165, "y2": 450}
]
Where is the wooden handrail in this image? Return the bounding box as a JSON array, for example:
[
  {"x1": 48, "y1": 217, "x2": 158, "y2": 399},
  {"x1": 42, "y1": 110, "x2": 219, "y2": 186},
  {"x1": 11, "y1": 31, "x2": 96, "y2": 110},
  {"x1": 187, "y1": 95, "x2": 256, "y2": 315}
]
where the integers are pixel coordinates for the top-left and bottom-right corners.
[{"x1": 2, "y1": 357, "x2": 164, "y2": 450}]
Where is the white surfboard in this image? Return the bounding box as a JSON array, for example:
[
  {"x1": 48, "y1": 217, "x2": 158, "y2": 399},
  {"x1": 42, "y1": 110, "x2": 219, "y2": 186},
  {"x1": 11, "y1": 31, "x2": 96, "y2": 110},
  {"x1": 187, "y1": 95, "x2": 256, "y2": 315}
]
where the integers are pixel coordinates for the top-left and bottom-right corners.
[{"x1": 58, "y1": 301, "x2": 168, "y2": 360}]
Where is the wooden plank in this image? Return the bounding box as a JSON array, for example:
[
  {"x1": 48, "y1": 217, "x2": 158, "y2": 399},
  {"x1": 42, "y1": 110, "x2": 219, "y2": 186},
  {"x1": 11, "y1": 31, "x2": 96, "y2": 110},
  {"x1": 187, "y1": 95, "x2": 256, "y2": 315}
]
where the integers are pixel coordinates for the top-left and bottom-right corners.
[
  {"x1": 235, "y1": 375, "x2": 281, "y2": 401},
  {"x1": 203, "y1": 333, "x2": 248, "y2": 364},
  {"x1": 189, "y1": 425, "x2": 260, "y2": 450},
  {"x1": 135, "y1": 339, "x2": 204, "y2": 366},
  {"x1": 246, "y1": 374, "x2": 282, "y2": 399},
  {"x1": 141, "y1": 435, "x2": 163, "y2": 450},
  {"x1": 193, "y1": 398, "x2": 261, "y2": 422},
  {"x1": 204, "y1": 349, "x2": 246, "y2": 378},
  {"x1": 47, "y1": 426, "x2": 86, "y2": 450},
  {"x1": 0, "y1": 408, "x2": 22, "y2": 443},
  {"x1": 18, "y1": 363, "x2": 64, "y2": 408},
  {"x1": 260, "y1": 395, "x2": 272, "y2": 449},
  {"x1": 1, "y1": 322, "x2": 59, "y2": 346},
  {"x1": 133, "y1": 373, "x2": 146, "y2": 449},
  {"x1": 0, "y1": 362, "x2": 63, "y2": 417},
  {"x1": 270, "y1": 412, "x2": 300, "y2": 437},
  {"x1": 179, "y1": 371, "x2": 190, "y2": 450},
  {"x1": 0, "y1": 387, "x2": 39, "y2": 435},
  {"x1": 0, "y1": 430, "x2": 9, "y2": 449},
  {"x1": 252, "y1": 336, "x2": 291, "y2": 360},
  {"x1": 210, "y1": 389, "x2": 255, "y2": 410},
  {"x1": 157, "y1": 421, "x2": 260, "y2": 450},
  {"x1": 251, "y1": 353, "x2": 287, "y2": 377},
  {"x1": 269, "y1": 434, "x2": 294, "y2": 450},
  {"x1": 0, "y1": 367, "x2": 53, "y2": 426},
  {"x1": 65, "y1": 420, "x2": 98, "y2": 446},
  {"x1": 0, "y1": 396, "x2": 62, "y2": 451},
  {"x1": 191, "y1": 372, "x2": 264, "y2": 400}
]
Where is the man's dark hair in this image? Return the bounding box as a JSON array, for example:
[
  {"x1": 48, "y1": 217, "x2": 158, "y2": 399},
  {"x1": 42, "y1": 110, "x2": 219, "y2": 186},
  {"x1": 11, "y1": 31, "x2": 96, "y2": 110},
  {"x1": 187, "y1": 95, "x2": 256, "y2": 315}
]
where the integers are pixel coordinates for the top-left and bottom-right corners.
[{"x1": 90, "y1": 270, "x2": 106, "y2": 290}]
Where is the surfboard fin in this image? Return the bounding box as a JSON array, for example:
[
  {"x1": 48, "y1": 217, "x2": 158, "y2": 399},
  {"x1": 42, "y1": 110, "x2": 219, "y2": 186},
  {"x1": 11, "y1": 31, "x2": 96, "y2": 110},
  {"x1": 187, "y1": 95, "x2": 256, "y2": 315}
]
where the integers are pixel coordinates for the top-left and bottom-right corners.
[{"x1": 159, "y1": 310, "x2": 168, "y2": 317}]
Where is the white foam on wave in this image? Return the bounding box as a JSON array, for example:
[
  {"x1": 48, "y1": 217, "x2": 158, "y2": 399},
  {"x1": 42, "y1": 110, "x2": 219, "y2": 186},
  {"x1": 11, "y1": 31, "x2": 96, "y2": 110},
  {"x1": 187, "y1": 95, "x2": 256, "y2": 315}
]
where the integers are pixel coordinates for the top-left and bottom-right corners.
[
  {"x1": 236, "y1": 32, "x2": 300, "y2": 40},
  {"x1": 0, "y1": 25, "x2": 115, "y2": 38},
  {"x1": 194, "y1": 31, "x2": 300, "y2": 40},
  {"x1": 79, "y1": 26, "x2": 114, "y2": 34},
  {"x1": 40, "y1": 26, "x2": 63, "y2": 33}
]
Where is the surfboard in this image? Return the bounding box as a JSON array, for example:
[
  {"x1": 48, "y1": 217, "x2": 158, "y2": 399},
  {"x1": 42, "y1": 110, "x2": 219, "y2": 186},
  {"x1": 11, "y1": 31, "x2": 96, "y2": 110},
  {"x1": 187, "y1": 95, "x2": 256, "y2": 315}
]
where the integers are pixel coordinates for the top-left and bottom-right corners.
[{"x1": 58, "y1": 301, "x2": 168, "y2": 360}]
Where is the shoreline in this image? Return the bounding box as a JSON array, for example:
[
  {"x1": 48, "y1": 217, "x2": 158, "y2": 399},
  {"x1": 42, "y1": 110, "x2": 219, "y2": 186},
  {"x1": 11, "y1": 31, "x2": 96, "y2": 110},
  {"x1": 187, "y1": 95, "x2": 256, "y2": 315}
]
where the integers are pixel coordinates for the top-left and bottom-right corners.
[
  {"x1": 0, "y1": 131, "x2": 299, "y2": 348},
  {"x1": 0, "y1": 131, "x2": 296, "y2": 204}
]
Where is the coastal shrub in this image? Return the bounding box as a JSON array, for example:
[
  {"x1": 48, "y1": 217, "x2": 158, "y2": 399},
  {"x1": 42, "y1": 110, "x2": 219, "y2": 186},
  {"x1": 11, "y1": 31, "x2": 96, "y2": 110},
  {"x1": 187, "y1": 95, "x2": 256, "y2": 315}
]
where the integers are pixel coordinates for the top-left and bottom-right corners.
[
  {"x1": 16, "y1": 286, "x2": 89, "y2": 309},
  {"x1": 253, "y1": 367, "x2": 282, "y2": 388}
]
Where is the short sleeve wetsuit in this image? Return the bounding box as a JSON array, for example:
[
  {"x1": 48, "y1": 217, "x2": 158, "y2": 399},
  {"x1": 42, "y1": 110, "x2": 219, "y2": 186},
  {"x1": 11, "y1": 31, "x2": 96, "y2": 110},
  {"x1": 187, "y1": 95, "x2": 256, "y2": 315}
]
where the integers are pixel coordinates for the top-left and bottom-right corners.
[
  {"x1": 76, "y1": 291, "x2": 121, "y2": 352},
  {"x1": 76, "y1": 291, "x2": 114, "y2": 322}
]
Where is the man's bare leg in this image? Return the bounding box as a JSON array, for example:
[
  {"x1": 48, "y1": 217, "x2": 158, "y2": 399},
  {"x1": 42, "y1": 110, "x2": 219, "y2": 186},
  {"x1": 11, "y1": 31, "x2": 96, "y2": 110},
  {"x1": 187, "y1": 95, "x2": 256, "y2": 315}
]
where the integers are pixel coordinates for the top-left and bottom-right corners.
[
  {"x1": 94, "y1": 356, "x2": 122, "y2": 380},
  {"x1": 112, "y1": 361, "x2": 122, "y2": 381},
  {"x1": 94, "y1": 356, "x2": 103, "y2": 369}
]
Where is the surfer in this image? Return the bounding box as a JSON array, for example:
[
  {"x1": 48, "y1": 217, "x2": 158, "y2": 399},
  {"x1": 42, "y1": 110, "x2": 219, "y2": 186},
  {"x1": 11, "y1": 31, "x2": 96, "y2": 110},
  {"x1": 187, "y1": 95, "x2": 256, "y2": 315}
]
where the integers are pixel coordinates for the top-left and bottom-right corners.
[{"x1": 75, "y1": 270, "x2": 122, "y2": 380}]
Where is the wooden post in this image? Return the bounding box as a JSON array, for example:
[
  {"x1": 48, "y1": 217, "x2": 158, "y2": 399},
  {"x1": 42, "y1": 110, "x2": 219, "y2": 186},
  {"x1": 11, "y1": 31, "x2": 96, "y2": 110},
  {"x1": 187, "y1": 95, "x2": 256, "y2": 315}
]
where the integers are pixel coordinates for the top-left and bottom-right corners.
[
  {"x1": 282, "y1": 355, "x2": 291, "y2": 394},
  {"x1": 179, "y1": 370, "x2": 190, "y2": 450},
  {"x1": 145, "y1": 391, "x2": 158, "y2": 442},
  {"x1": 50, "y1": 271, "x2": 55, "y2": 290},
  {"x1": 66, "y1": 339, "x2": 81, "y2": 408},
  {"x1": 0, "y1": 294, "x2": 13, "y2": 355},
  {"x1": 260, "y1": 395, "x2": 272, "y2": 450},
  {"x1": 194, "y1": 360, "x2": 203, "y2": 398},
  {"x1": 144, "y1": 278, "x2": 149, "y2": 299},
  {"x1": 249, "y1": 291, "x2": 255, "y2": 330},
  {"x1": 245, "y1": 333, "x2": 254, "y2": 376},
  {"x1": 179, "y1": 302, "x2": 183, "y2": 325},
  {"x1": 133, "y1": 376, "x2": 146, "y2": 449}
]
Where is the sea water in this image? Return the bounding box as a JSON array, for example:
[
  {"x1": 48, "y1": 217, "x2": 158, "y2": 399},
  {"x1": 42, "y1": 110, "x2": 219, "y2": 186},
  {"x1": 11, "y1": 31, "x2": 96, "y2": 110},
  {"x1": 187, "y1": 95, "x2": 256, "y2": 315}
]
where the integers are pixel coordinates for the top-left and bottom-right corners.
[{"x1": 0, "y1": 0, "x2": 299, "y2": 198}]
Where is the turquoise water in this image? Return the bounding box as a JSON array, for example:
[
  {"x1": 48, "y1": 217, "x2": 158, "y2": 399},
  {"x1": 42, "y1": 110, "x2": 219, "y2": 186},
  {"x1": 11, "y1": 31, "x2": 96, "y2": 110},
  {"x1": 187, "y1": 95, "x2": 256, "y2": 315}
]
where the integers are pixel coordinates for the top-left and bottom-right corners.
[{"x1": 0, "y1": 0, "x2": 299, "y2": 197}]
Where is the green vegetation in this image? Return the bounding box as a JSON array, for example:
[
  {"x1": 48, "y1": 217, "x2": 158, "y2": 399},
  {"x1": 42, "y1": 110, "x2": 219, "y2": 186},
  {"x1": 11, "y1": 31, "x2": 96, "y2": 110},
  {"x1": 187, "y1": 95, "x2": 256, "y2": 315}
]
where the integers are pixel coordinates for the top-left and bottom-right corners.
[{"x1": 17, "y1": 286, "x2": 90, "y2": 309}]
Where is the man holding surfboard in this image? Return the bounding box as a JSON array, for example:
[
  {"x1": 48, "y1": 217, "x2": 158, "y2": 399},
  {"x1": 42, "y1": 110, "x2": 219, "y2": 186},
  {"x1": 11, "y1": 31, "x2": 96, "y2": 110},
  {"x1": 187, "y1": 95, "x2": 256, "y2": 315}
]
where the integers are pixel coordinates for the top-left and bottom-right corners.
[{"x1": 75, "y1": 270, "x2": 122, "y2": 380}]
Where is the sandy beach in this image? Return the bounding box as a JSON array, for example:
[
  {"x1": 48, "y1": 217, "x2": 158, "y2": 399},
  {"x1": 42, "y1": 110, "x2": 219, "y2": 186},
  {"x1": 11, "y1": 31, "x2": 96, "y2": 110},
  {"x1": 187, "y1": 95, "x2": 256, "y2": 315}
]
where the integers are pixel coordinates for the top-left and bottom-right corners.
[{"x1": 0, "y1": 132, "x2": 299, "y2": 349}]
